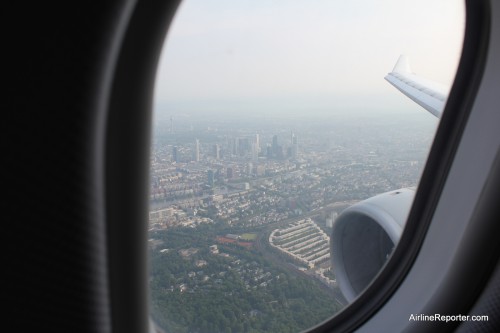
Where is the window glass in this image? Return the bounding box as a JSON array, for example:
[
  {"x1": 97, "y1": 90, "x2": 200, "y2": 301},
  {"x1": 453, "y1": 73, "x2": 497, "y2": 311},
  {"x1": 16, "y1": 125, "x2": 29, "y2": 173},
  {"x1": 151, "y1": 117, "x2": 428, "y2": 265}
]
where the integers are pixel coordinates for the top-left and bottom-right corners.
[{"x1": 149, "y1": 1, "x2": 464, "y2": 332}]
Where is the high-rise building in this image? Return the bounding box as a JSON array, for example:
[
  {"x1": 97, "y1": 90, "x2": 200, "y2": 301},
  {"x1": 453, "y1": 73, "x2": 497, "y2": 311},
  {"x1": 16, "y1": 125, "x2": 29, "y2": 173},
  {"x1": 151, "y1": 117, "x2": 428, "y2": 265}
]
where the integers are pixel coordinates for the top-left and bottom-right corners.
[
  {"x1": 255, "y1": 134, "x2": 260, "y2": 153},
  {"x1": 272, "y1": 135, "x2": 279, "y2": 155},
  {"x1": 227, "y1": 167, "x2": 233, "y2": 179},
  {"x1": 213, "y1": 144, "x2": 220, "y2": 160},
  {"x1": 292, "y1": 134, "x2": 298, "y2": 159},
  {"x1": 172, "y1": 146, "x2": 179, "y2": 163},
  {"x1": 238, "y1": 137, "x2": 250, "y2": 156},
  {"x1": 276, "y1": 145, "x2": 284, "y2": 159},
  {"x1": 251, "y1": 142, "x2": 258, "y2": 161},
  {"x1": 194, "y1": 139, "x2": 200, "y2": 162},
  {"x1": 231, "y1": 137, "x2": 238, "y2": 155},
  {"x1": 266, "y1": 145, "x2": 273, "y2": 159}
]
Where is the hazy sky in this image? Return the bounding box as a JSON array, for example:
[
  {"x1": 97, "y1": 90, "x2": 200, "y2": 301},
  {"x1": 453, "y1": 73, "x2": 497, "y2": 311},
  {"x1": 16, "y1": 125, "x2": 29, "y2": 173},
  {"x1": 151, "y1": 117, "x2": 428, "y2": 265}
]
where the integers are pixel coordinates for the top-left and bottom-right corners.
[{"x1": 154, "y1": 0, "x2": 465, "y2": 117}]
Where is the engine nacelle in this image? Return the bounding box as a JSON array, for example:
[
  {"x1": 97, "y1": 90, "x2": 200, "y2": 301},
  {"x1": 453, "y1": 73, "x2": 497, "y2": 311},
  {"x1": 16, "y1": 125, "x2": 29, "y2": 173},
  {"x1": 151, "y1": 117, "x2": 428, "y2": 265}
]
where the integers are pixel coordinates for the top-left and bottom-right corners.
[{"x1": 331, "y1": 188, "x2": 415, "y2": 302}]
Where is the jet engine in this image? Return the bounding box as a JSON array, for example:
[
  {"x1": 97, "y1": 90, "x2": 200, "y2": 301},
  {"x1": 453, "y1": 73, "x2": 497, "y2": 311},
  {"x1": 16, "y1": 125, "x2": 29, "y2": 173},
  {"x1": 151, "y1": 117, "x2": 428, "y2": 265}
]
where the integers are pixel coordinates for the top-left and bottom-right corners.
[{"x1": 331, "y1": 188, "x2": 415, "y2": 302}]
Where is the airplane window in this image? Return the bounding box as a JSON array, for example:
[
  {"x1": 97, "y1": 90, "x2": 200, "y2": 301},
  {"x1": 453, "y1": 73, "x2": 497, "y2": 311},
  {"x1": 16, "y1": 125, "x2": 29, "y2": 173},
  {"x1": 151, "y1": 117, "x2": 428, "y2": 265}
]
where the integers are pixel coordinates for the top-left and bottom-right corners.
[{"x1": 148, "y1": 0, "x2": 464, "y2": 332}]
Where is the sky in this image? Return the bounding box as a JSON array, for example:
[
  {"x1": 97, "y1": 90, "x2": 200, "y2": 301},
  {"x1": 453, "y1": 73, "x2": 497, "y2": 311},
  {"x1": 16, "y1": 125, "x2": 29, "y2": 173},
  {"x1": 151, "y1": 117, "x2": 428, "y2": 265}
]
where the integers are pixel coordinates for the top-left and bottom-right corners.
[{"x1": 153, "y1": 0, "x2": 465, "y2": 118}]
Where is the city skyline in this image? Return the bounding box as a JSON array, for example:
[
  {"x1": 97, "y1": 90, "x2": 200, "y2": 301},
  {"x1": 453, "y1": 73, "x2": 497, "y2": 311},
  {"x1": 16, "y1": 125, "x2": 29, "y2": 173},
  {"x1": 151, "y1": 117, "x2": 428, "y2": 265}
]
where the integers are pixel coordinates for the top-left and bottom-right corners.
[
  {"x1": 148, "y1": 3, "x2": 461, "y2": 330},
  {"x1": 148, "y1": 107, "x2": 437, "y2": 332}
]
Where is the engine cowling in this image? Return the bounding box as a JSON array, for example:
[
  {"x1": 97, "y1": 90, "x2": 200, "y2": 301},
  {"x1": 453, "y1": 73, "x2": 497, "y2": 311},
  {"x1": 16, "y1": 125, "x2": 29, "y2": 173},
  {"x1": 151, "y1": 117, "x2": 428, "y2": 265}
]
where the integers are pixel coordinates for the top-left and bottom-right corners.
[{"x1": 331, "y1": 188, "x2": 415, "y2": 302}]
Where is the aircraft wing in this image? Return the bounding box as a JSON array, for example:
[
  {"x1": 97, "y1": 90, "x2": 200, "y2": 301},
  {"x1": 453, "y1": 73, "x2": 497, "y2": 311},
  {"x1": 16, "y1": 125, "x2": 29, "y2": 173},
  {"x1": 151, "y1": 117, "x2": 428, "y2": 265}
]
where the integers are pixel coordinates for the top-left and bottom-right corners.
[{"x1": 385, "y1": 55, "x2": 449, "y2": 118}]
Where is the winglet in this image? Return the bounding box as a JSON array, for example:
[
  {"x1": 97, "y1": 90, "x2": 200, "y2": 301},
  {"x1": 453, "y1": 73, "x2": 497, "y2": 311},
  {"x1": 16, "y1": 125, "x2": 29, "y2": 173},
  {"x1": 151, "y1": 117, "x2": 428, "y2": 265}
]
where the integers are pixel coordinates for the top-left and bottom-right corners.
[
  {"x1": 392, "y1": 55, "x2": 412, "y2": 74},
  {"x1": 385, "y1": 55, "x2": 449, "y2": 119}
]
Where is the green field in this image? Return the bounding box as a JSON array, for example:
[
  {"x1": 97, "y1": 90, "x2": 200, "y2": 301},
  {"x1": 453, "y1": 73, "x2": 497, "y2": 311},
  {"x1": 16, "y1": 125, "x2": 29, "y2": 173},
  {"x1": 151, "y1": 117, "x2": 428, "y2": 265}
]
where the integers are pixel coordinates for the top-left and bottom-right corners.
[{"x1": 240, "y1": 233, "x2": 257, "y2": 241}]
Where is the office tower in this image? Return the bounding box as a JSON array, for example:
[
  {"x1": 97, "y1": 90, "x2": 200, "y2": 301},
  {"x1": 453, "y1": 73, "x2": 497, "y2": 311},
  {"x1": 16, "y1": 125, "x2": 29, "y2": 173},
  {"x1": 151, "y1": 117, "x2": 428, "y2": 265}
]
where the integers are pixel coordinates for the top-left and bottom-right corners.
[
  {"x1": 239, "y1": 137, "x2": 250, "y2": 155},
  {"x1": 231, "y1": 137, "x2": 238, "y2": 155},
  {"x1": 292, "y1": 134, "x2": 298, "y2": 159},
  {"x1": 266, "y1": 145, "x2": 273, "y2": 159},
  {"x1": 194, "y1": 139, "x2": 200, "y2": 162},
  {"x1": 272, "y1": 135, "x2": 278, "y2": 155},
  {"x1": 251, "y1": 142, "x2": 258, "y2": 161},
  {"x1": 276, "y1": 146, "x2": 284, "y2": 160},
  {"x1": 172, "y1": 146, "x2": 179, "y2": 163},
  {"x1": 213, "y1": 144, "x2": 220, "y2": 160}
]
